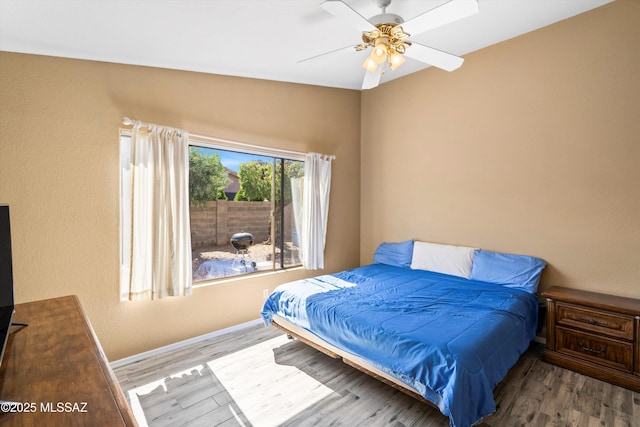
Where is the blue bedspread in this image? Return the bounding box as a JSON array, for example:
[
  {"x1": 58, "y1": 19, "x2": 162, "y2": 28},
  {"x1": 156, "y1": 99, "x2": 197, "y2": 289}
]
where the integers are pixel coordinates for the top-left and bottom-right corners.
[{"x1": 261, "y1": 264, "x2": 538, "y2": 427}]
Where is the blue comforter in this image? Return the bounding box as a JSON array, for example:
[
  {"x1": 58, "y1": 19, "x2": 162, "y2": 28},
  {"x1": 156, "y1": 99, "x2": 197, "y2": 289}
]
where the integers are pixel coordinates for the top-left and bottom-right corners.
[{"x1": 261, "y1": 264, "x2": 538, "y2": 427}]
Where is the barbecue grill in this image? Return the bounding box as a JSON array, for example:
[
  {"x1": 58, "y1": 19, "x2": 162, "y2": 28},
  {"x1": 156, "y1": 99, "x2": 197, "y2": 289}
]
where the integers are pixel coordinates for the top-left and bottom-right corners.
[{"x1": 230, "y1": 232, "x2": 256, "y2": 271}]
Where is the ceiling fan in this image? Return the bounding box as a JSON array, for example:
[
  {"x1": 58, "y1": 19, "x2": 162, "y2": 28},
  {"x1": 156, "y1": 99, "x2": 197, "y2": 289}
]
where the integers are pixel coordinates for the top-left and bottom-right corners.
[{"x1": 310, "y1": 0, "x2": 479, "y2": 89}]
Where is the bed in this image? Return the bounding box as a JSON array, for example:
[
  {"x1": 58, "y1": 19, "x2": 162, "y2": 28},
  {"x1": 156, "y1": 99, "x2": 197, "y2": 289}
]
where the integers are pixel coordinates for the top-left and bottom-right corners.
[{"x1": 261, "y1": 240, "x2": 546, "y2": 427}]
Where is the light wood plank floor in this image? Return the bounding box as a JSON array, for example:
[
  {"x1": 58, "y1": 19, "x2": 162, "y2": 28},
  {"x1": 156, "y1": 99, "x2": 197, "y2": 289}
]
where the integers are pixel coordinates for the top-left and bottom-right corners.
[{"x1": 114, "y1": 324, "x2": 639, "y2": 427}]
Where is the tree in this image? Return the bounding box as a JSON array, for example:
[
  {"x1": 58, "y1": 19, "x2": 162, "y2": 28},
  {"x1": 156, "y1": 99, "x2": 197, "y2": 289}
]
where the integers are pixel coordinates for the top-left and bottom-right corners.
[
  {"x1": 235, "y1": 159, "x2": 305, "y2": 202},
  {"x1": 278, "y1": 160, "x2": 304, "y2": 203},
  {"x1": 234, "y1": 160, "x2": 272, "y2": 201},
  {"x1": 189, "y1": 148, "x2": 230, "y2": 206}
]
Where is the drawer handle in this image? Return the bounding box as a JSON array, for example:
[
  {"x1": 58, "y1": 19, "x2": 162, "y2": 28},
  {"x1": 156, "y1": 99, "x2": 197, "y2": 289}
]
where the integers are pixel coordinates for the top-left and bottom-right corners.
[
  {"x1": 578, "y1": 342, "x2": 605, "y2": 355},
  {"x1": 578, "y1": 317, "x2": 609, "y2": 327}
]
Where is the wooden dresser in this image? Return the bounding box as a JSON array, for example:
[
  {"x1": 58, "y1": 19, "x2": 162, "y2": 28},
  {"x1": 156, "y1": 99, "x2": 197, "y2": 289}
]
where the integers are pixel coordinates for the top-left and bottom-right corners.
[
  {"x1": 542, "y1": 286, "x2": 640, "y2": 392},
  {"x1": 0, "y1": 295, "x2": 137, "y2": 426}
]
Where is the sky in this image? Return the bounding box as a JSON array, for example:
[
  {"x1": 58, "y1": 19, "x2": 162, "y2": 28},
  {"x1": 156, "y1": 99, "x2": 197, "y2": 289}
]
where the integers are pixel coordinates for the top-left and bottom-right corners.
[{"x1": 196, "y1": 147, "x2": 272, "y2": 172}]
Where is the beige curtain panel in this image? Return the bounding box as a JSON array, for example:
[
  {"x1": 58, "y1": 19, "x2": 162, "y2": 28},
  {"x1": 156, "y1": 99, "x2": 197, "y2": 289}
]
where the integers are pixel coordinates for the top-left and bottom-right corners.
[{"x1": 120, "y1": 121, "x2": 192, "y2": 300}]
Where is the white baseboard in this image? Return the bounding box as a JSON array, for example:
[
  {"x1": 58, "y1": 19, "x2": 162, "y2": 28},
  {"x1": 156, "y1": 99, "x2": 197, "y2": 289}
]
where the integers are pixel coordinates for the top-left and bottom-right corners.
[
  {"x1": 533, "y1": 335, "x2": 546, "y2": 345},
  {"x1": 110, "y1": 318, "x2": 264, "y2": 369}
]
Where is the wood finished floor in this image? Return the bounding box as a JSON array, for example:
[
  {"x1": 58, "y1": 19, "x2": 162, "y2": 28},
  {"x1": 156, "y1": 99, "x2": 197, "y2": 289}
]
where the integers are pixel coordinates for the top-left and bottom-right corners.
[{"x1": 114, "y1": 324, "x2": 639, "y2": 427}]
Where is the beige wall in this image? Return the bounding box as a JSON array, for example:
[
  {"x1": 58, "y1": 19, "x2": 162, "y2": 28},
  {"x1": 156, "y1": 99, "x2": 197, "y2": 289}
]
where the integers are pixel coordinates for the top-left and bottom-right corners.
[
  {"x1": 0, "y1": 54, "x2": 361, "y2": 360},
  {"x1": 361, "y1": 0, "x2": 639, "y2": 299}
]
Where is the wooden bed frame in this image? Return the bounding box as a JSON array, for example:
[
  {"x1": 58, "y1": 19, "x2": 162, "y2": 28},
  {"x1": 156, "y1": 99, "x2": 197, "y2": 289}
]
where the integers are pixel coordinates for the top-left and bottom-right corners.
[{"x1": 270, "y1": 316, "x2": 437, "y2": 408}]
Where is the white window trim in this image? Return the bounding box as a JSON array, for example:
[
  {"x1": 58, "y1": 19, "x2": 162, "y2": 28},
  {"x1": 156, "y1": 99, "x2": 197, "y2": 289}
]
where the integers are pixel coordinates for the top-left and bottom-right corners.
[
  {"x1": 120, "y1": 128, "x2": 307, "y2": 162},
  {"x1": 188, "y1": 134, "x2": 306, "y2": 162}
]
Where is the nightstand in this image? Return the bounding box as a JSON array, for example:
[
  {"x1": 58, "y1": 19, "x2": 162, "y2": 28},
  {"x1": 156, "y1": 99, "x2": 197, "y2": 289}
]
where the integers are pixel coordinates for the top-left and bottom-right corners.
[{"x1": 542, "y1": 286, "x2": 640, "y2": 392}]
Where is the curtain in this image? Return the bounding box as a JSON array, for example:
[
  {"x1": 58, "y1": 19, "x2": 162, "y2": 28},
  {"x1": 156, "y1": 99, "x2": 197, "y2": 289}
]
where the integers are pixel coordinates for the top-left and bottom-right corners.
[
  {"x1": 298, "y1": 153, "x2": 333, "y2": 270},
  {"x1": 121, "y1": 121, "x2": 192, "y2": 300},
  {"x1": 290, "y1": 176, "x2": 304, "y2": 251}
]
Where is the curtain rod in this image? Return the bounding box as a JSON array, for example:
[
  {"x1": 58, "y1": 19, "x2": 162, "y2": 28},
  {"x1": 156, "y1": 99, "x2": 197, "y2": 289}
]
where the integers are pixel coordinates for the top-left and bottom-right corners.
[{"x1": 121, "y1": 117, "x2": 335, "y2": 160}]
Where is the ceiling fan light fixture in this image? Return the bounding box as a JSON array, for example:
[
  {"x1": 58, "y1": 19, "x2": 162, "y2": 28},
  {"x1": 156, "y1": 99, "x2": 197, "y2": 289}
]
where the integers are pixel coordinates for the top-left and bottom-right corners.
[
  {"x1": 362, "y1": 56, "x2": 379, "y2": 73},
  {"x1": 371, "y1": 39, "x2": 389, "y2": 64},
  {"x1": 388, "y1": 49, "x2": 405, "y2": 70}
]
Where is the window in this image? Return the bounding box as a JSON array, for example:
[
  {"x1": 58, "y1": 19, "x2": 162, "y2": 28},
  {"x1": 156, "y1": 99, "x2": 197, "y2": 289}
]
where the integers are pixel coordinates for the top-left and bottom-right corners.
[
  {"x1": 190, "y1": 146, "x2": 304, "y2": 281},
  {"x1": 121, "y1": 133, "x2": 305, "y2": 284}
]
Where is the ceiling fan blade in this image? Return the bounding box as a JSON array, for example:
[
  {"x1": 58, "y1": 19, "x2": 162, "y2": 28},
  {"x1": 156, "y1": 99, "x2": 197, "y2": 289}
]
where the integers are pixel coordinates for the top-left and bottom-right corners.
[
  {"x1": 404, "y1": 43, "x2": 464, "y2": 71},
  {"x1": 402, "y1": 0, "x2": 479, "y2": 36},
  {"x1": 320, "y1": 0, "x2": 377, "y2": 32},
  {"x1": 297, "y1": 45, "x2": 356, "y2": 63},
  {"x1": 362, "y1": 68, "x2": 383, "y2": 90}
]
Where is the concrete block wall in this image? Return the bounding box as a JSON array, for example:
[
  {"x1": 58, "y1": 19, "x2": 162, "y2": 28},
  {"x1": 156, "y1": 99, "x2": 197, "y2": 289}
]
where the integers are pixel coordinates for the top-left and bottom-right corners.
[{"x1": 190, "y1": 200, "x2": 271, "y2": 248}]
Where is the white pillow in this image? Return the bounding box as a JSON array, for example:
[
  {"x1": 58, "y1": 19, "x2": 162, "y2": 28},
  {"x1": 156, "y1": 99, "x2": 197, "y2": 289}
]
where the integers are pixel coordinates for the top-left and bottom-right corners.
[{"x1": 410, "y1": 241, "x2": 476, "y2": 278}]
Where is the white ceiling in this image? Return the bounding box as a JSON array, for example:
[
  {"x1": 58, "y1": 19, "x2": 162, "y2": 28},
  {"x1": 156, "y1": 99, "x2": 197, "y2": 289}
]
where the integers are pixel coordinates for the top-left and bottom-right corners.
[{"x1": 0, "y1": 0, "x2": 614, "y2": 91}]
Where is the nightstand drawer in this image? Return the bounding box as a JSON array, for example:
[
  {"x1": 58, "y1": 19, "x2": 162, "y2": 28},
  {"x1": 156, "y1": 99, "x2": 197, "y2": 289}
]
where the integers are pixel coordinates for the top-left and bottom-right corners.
[
  {"x1": 556, "y1": 302, "x2": 634, "y2": 340},
  {"x1": 556, "y1": 326, "x2": 633, "y2": 372}
]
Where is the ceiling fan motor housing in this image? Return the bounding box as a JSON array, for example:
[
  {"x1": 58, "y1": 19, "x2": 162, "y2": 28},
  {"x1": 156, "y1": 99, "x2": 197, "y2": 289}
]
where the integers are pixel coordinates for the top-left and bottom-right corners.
[
  {"x1": 369, "y1": 13, "x2": 404, "y2": 26},
  {"x1": 361, "y1": 23, "x2": 410, "y2": 54}
]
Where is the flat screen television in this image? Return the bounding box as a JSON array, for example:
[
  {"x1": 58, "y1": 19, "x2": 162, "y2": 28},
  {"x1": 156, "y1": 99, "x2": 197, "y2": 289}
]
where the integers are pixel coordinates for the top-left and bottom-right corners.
[{"x1": 0, "y1": 205, "x2": 15, "y2": 367}]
